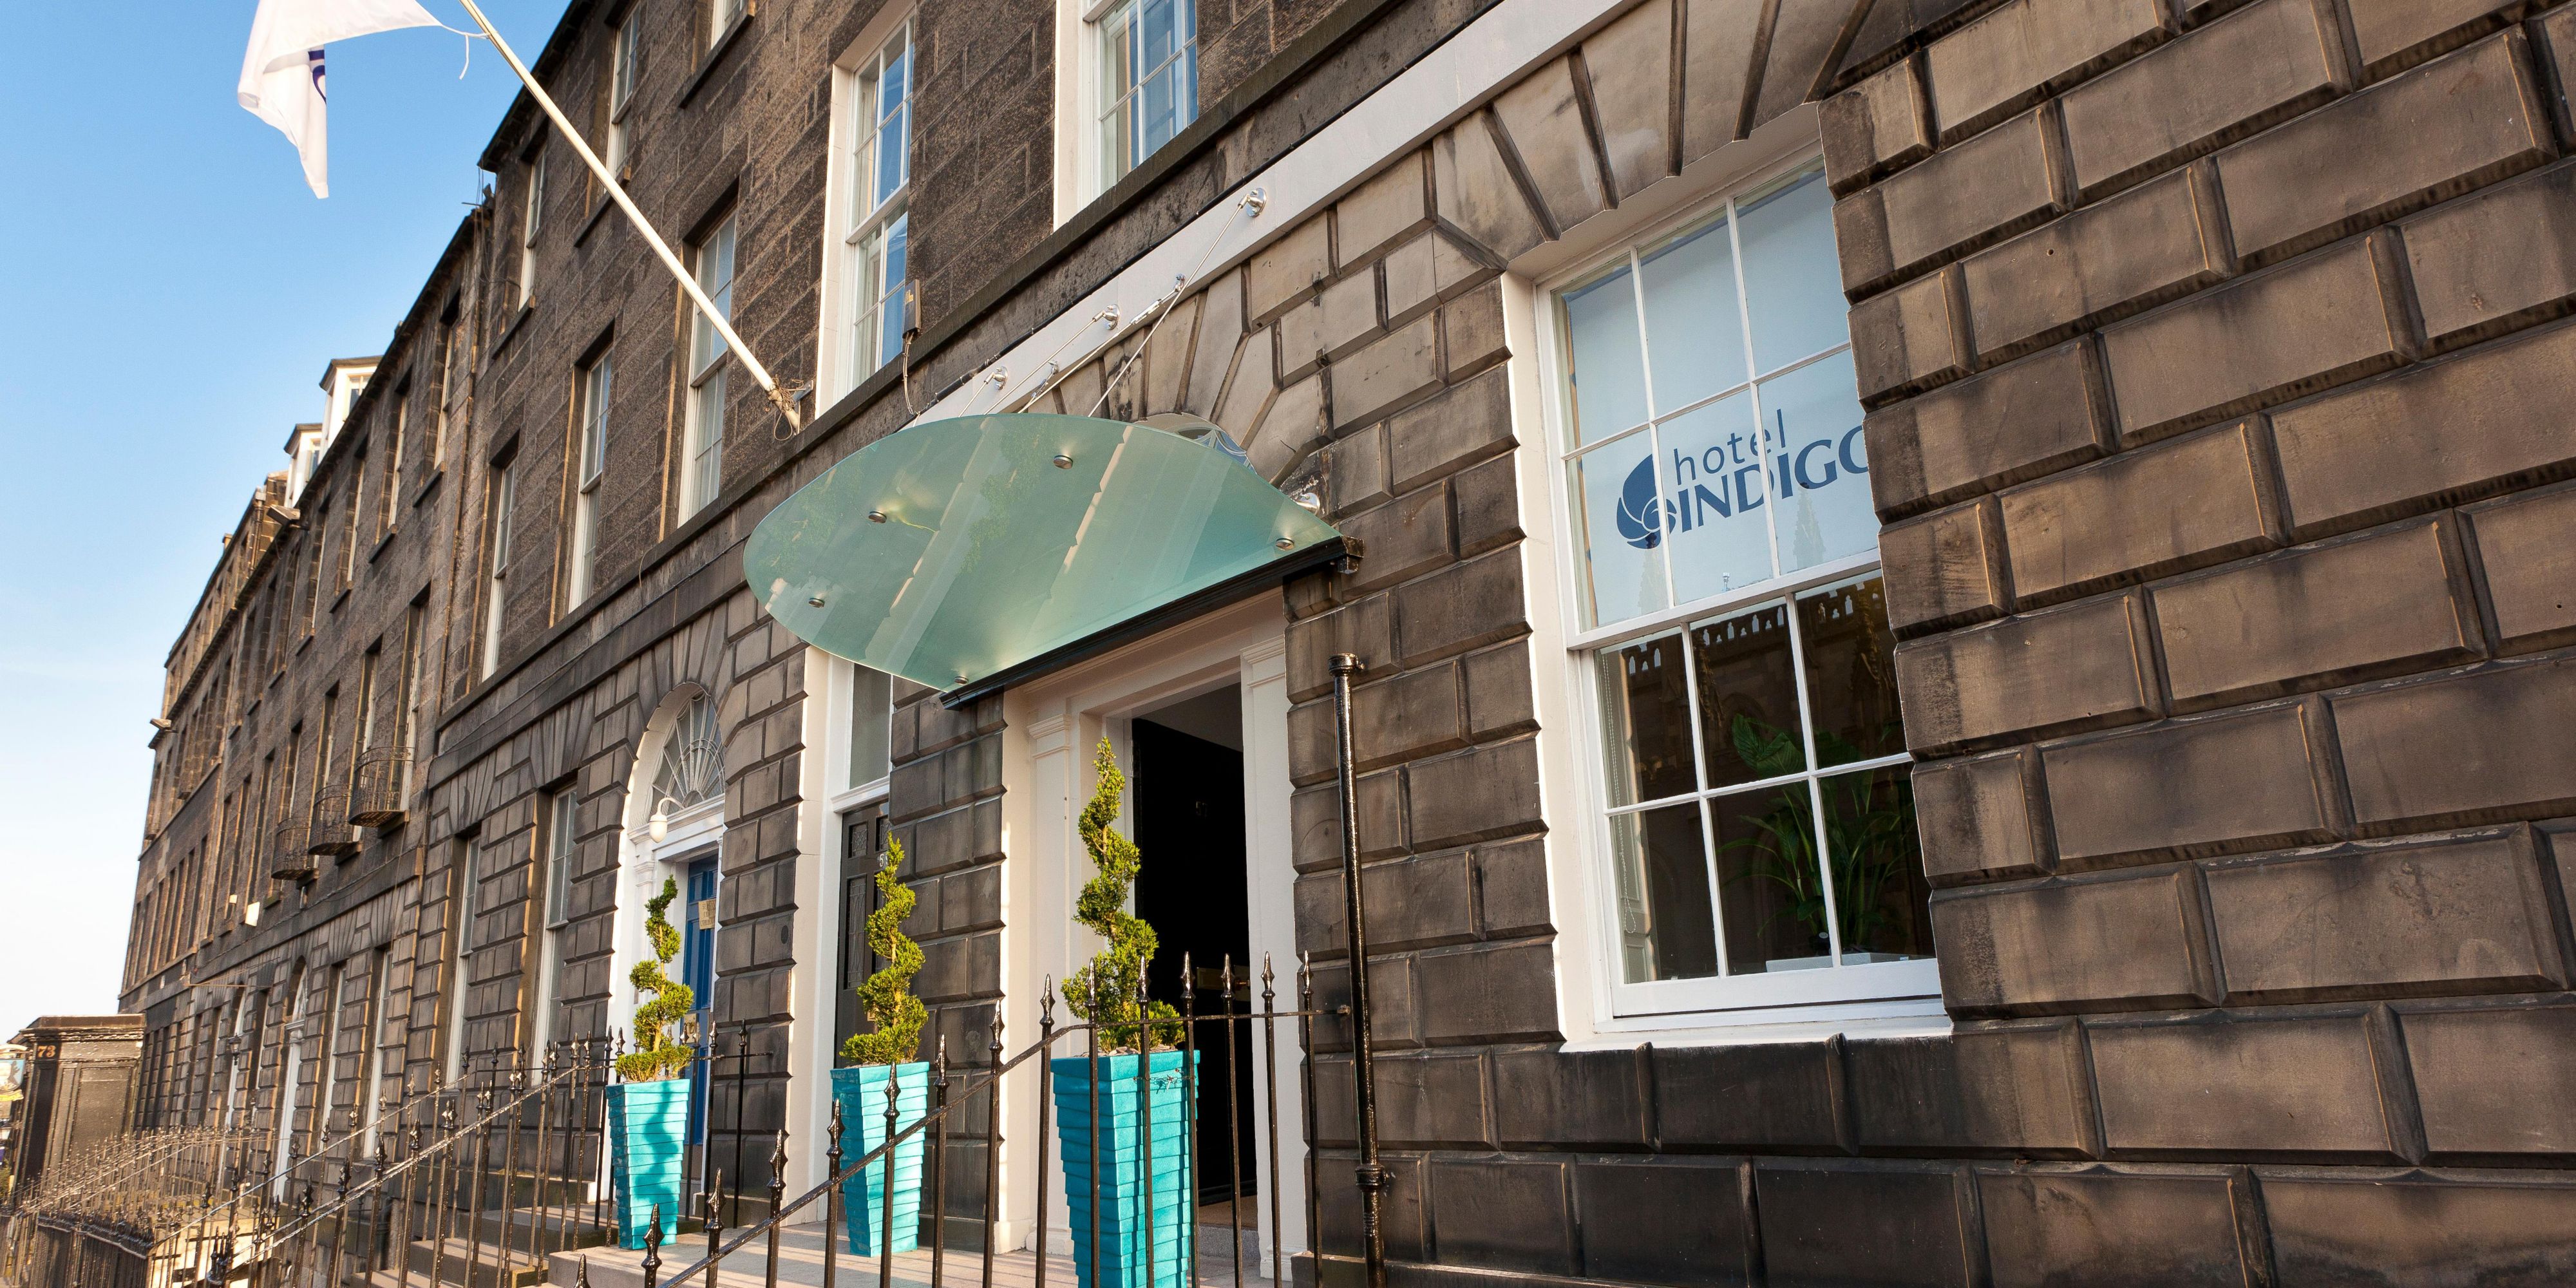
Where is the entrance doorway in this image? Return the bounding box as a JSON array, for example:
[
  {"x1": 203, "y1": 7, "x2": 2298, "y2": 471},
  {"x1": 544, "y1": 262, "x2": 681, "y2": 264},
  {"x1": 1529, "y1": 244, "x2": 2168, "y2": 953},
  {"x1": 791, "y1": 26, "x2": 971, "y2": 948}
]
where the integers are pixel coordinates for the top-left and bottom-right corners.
[
  {"x1": 1130, "y1": 687, "x2": 1256, "y2": 1209},
  {"x1": 681, "y1": 855, "x2": 719, "y2": 1154}
]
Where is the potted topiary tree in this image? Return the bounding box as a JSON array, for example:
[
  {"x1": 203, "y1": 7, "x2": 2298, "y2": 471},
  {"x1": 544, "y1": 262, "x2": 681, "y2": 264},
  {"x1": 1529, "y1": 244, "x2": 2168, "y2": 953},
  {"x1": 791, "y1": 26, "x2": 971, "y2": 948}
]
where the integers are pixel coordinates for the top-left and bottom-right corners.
[
  {"x1": 607, "y1": 877, "x2": 694, "y2": 1249},
  {"x1": 832, "y1": 837, "x2": 931, "y2": 1255},
  {"x1": 1052, "y1": 740, "x2": 1193, "y2": 1288}
]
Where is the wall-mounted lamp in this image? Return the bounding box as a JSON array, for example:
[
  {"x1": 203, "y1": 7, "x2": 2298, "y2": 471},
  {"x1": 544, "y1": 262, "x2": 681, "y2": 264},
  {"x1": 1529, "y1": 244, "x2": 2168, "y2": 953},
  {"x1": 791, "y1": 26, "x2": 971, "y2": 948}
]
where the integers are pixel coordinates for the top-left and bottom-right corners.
[{"x1": 645, "y1": 794, "x2": 685, "y2": 844}]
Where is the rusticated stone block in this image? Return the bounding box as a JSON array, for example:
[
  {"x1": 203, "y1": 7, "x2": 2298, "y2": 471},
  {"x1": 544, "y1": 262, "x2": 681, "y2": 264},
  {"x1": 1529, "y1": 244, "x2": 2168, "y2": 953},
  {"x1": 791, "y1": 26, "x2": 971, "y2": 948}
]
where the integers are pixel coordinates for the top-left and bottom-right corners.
[
  {"x1": 2041, "y1": 700, "x2": 2343, "y2": 866},
  {"x1": 1850, "y1": 265, "x2": 1975, "y2": 405},
  {"x1": 1314, "y1": 1148, "x2": 1425, "y2": 1259},
  {"x1": 1381, "y1": 229, "x2": 1490, "y2": 327},
  {"x1": 2206, "y1": 830, "x2": 2566, "y2": 1004},
  {"x1": 2058, "y1": 0, "x2": 2350, "y2": 199},
  {"x1": 1334, "y1": 150, "x2": 1428, "y2": 269},
  {"x1": 1999, "y1": 418, "x2": 2277, "y2": 603},
  {"x1": 1433, "y1": 113, "x2": 1546, "y2": 263},
  {"x1": 1754, "y1": 1162, "x2": 1975, "y2": 1288},
  {"x1": 1452, "y1": 453, "x2": 1522, "y2": 558},
  {"x1": 1392, "y1": 355, "x2": 1513, "y2": 502},
  {"x1": 1574, "y1": 1159, "x2": 1758, "y2": 1286},
  {"x1": 1394, "y1": 547, "x2": 1527, "y2": 666},
  {"x1": 1278, "y1": 271, "x2": 1379, "y2": 379},
  {"x1": 2086, "y1": 1010, "x2": 2405, "y2": 1158},
  {"x1": 1962, "y1": 163, "x2": 2234, "y2": 363},
  {"x1": 1428, "y1": 1157, "x2": 1575, "y2": 1276},
  {"x1": 2541, "y1": 5, "x2": 2576, "y2": 142},
  {"x1": 1350, "y1": 660, "x2": 1466, "y2": 769},
  {"x1": 1289, "y1": 772, "x2": 1404, "y2": 871},
  {"x1": 1334, "y1": 484, "x2": 1451, "y2": 596},
  {"x1": 1287, "y1": 593, "x2": 1390, "y2": 703},
  {"x1": 1183, "y1": 271, "x2": 1245, "y2": 415},
  {"x1": 1492, "y1": 1046, "x2": 1647, "y2": 1148},
  {"x1": 2150, "y1": 516, "x2": 2483, "y2": 712},
  {"x1": 2271, "y1": 319, "x2": 2576, "y2": 538},
  {"x1": 1915, "y1": 747, "x2": 2053, "y2": 885},
  {"x1": 1461, "y1": 641, "x2": 1534, "y2": 741},
  {"x1": 1835, "y1": 108, "x2": 2070, "y2": 294},
  {"x1": 1680, "y1": 0, "x2": 1767, "y2": 164},
  {"x1": 1491, "y1": 57, "x2": 1606, "y2": 237},
  {"x1": 2347, "y1": 0, "x2": 2525, "y2": 76},
  {"x1": 1406, "y1": 737, "x2": 1543, "y2": 851},
  {"x1": 1749, "y1": 0, "x2": 1875, "y2": 130},
  {"x1": 1843, "y1": 1022, "x2": 2094, "y2": 1154},
  {"x1": 1865, "y1": 339, "x2": 2112, "y2": 517},
  {"x1": 1879, "y1": 497, "x2": 2008, "y2": 633},
  {"x1": 1412, "y1": 940, "x2": 1558, "y2": 1044},
  {"x1": 2329, "y1": 657, "x2": 2576, "y2": 832},
  {"x1": 1582, "y1": 0, "x2": 1675, "y2": 202},
  {"x1": 2213, "y1": 32, "x2": 2553, "y2": 265},
  {"x1": 1821, "y1": 56, "x2": 1932, "y2": 193},
  {"x1": 1440, "y1": 283, "x2": 1507, "y2": 379},
  {"x1": 1323, "y1": 1051, "x2": 1489, "y2": 1149},
  {"x1": 2395, "y1": 1003, "x2": 2576, "y2": 1158},
  {"x1": 1473, "y1": 835, "x2": 1551, "y2": 938},
  {"x1": 2099, "y1": 232, "x2": 2415, "y2": 443},
  {"x1": 1331, "y1": 314, "x2": 1441, "y2": 431},
  {"x1": 2465, "y1": 482, "x2": 2576, "y2": 654},
  {"x1": 1893, "y1": 591, "x2": 2160, "y2": 752},
  {"x1": 1305, "y1": 956, "x2": 1418, "y2": 1054},
  {"x1": 2401, "y1": 160, "x2": 2576, "y2": 350},
  {"x1": 2263, "y1": 1175, "x2": 2576, "y2": 1283},
  {"x1": 1655, "y1": 1041, "x2": 1844, "y2": 1150},
  {"x1": 1293, "y1": 849, "x2": 1477, "y2": 956},
  {"x1": 1925, "y1": 0, "x2": 2172, "y2": 142},
  {"x1": 1247, "y1": 215, "x2": 1332, "y2": 325},
  {"x1": 1978, "y1": 1169, "x2": 2252, "y2": 1287},
  {"x1": 1931, "y1": 868, "x2": 2216, "y2": 1016}
]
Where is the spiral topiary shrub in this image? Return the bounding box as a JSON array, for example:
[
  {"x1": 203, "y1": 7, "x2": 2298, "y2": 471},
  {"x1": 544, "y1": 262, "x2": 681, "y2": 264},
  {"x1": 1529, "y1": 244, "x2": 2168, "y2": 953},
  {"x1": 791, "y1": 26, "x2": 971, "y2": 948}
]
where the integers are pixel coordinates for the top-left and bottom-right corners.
[
  {"x1": 616, "y1": 876, "x2": 696, "y2": 1082},
  {"x1": 1061, "y1": 739, "x2": 1180, "y2": 1053},
  {"x1": 840, "y1": 837, "x2": 927, "y2": 1065}
]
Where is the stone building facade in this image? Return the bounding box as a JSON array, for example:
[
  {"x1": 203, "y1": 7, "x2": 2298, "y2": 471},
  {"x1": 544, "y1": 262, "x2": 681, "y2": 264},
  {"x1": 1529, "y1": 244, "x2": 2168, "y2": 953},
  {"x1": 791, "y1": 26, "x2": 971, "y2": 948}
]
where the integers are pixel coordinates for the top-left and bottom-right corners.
[{"x1": 121, "y1": 0, "x2": 2576, "y2": 1282}]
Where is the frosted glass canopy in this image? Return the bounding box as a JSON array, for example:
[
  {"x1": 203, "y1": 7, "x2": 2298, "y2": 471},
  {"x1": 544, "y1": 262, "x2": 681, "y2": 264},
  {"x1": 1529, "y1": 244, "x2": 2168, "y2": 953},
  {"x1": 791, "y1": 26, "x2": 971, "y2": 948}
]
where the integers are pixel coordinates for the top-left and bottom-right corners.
[{"x1": 746, "y1": 413, "x2": 1343, "y2": 695}]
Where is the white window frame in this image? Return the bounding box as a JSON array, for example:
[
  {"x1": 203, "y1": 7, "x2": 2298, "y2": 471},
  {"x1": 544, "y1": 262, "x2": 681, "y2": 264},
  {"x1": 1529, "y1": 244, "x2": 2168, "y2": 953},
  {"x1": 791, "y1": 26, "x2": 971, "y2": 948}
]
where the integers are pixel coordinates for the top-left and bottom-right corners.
[
  {"x1": 1093, "y1": 0, "x2": 1197, "y2": 193},
  {"x1": 679, "y1": 216, "x2": 735, "y2": 519},
  {"x1": 819, "y1": 14, "x2": 915, "y2": 402},
  {"x1": 434, "y1": 310, "x2": 462, "y2": 464},
  {"x1": 710, "y1": 0, "x2": 746, "y2": 46},
  {"x1": 520, "y1": 150, "x2": 546, "y2": 311},
  {"x1": 481, "y1": 459, "x2": 516, "y2": 679},
  {"x1": 1533, "y1": 154, "x2": 1942, "y2": 1029},
  {"x1": 607, "y1": 8, "x2": 641, "y2": 178},
  {"x1": 568, "y1": 355, "x2": 611, "y2": 606},
  {"x1": 1050, "y1": 0, "x2": 1198, "y2": 222}
]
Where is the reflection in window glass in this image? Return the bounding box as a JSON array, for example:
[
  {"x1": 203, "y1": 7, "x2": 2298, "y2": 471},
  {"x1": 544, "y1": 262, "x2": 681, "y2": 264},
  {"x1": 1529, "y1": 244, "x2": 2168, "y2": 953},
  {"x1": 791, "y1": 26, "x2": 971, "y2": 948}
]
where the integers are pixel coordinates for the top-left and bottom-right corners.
[
  {"x1": 1567, "y1": 436, "x2": 1671, "y2": 629},
  {"x1": 1688, "y1": 600, "x2": 1800, "y2": 791},
  {"x1": 1595, "y1": 634, "x2": 1696, "y2": 808},
  {"x1": 1735, "y1": 167, "x2": 1847, "y2": 374},
  {"x1": 1656, "y1": 391, "x2": 1773, "y2": 602},
  {"x1": 1097, "y1": 0, "x2": 1197, "y2": 189},
  {"x1": 1638, "y1": 214, "x2": 1748, "y2": 413},
  {"x1": 848, "y1": 665, "x2": 892, "y2": 788},
  {"x1": 1561, "y1": 265, "x2": 1647, "y2": 445},
  {"x1": 1797, "y1": 576, "x2": 1903, "y2": 767},
  {"x1": 1607, "y1": 803, "x2": 1717, "y2": 982},
  {"x1": 1759, "y1": 351, "x2": 1873, "y2": 574}
]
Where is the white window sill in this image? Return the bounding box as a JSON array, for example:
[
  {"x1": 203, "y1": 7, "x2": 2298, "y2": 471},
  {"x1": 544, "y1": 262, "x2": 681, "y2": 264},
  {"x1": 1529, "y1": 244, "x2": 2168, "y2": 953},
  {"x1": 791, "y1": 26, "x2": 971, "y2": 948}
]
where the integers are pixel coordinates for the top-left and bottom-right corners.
[{"x1": 1564, "y1": 995, "x2": 1952, "y2": 1052}]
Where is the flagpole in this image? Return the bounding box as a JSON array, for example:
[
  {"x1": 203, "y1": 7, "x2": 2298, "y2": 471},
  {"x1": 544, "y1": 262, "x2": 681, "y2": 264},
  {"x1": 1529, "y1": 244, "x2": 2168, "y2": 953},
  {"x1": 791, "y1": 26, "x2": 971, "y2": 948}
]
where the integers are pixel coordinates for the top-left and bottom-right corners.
[{"x1": 451, "y1": 0, "x2": 803, "y2": 430}]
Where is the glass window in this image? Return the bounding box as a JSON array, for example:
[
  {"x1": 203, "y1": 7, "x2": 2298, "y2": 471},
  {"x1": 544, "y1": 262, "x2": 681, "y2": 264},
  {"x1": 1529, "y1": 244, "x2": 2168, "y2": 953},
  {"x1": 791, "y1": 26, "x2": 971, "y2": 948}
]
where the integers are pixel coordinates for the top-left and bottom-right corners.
[
  {"x1": 607, "y1": 10, "x2": 641, "y2": 177},
  {"x1": 520, "y1": 151, "x2": 545, "y2": 310},
  {"x1": 1097, "y1": 0, "x2": 1197, "y2": 191},
  {"x1": 838, "y1": 22, "x2": 913, "y2": 392},
  {"x1": 653, "y1": 694, "x2": 725, "y2": 810},
  {"x1": 568, "y1": 356, "x2": 611, "y2": 605},
  {"x1": 682, "y1": 216, "x2": 735, "y2": 517},
  {"x1": 711, "y1": 0, "x2": 746, "y2": 44},
  {"x1": 1557, "y1": 162, "x2": 1930, "y2": 1015},
  {"x1": 1557, "y1": 163, "x2": 1872, "y2": 631},
  {"x1": 848, "y1": 663, "x2": 892, "y2": 788},
  {"x1": 480, "y1": 461, "x2": 515, "y2": 679}
]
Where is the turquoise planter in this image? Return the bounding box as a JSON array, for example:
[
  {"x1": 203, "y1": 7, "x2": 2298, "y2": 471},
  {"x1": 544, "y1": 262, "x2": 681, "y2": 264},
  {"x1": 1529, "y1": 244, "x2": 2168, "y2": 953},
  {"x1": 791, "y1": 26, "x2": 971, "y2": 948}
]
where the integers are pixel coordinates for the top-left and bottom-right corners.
[
  {"x1": 832, "y1": 1062, "x2": 932, "y2": 1255},
  {"x1": 605, "y1": 1079, "x2": 690, "y2": 1250},
  {"x1": 1051, "y1": 1050, "x2": 1198, "y2": 1288}
]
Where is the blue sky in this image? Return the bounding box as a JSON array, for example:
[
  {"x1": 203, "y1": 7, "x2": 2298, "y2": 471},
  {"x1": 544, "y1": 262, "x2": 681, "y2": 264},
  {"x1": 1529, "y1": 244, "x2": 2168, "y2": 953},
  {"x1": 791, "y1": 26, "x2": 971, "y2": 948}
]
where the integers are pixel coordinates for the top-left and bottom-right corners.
[{"x1": 0, "y1": 2, "x2": 569, "y2": 1034}]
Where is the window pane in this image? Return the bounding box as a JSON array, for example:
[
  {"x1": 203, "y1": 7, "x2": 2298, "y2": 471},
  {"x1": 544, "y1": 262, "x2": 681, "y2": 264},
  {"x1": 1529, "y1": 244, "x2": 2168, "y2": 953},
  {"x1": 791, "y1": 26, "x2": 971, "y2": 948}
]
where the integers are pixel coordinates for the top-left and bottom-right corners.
[
  {"x1": 876, "y1": 213, "x2": 909, "y2": 368},
  {"x1": 849, "y1": 666, "x2": 892, "y2": 787},
  {"x1": 1560, "y1": 265, "x2": 1648, "y2": 444},
  {"x1": 876, "y1": 44, "x2": 909, "y2": 205},
  {"x1": 1568, "y1": 436, "x2": 1670, "y2": 627},
  {"x1": 1689, "y1": 600, "x2": 1801, "y2": 790},
  {"x1": 1638, "y1": 214, "x2": 1748, "y2": 412},
  {"x1": 1757, "y1": 351, "x2": 1875, "y2": 573},
  {"x1": 1712, "y1": 781, "x2": 1834, "y2": 974},
  {"x1": 851, "y1": 76, "x2": 878, "y2": 219},
  {"x1": 1656, "y1": 390, "x2": 1774, "y2": 603},
  {"x1": 1607, "y1": 802, "x2": 1718, "y2": 983},
  {"x1": 1735, "y1": 167, "x2": 1845, "y2": 375},
  {"x1": 1796, "y1": 576, "x2": 1902, "y2": 767},
  {"x1": 1595, "y1": 632, "x2": 1696, "y2": 807},
  {"x1": 1818, "y1": 766, "x2": 1929, "y2": 962}
]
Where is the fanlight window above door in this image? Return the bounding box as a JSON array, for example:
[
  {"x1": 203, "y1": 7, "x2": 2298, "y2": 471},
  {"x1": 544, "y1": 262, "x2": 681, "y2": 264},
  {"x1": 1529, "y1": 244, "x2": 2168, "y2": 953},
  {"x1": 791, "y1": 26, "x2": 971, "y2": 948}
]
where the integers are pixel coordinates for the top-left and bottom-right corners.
[{"x1": 653, "y1": 694, "x2": 726, "y2": 811}]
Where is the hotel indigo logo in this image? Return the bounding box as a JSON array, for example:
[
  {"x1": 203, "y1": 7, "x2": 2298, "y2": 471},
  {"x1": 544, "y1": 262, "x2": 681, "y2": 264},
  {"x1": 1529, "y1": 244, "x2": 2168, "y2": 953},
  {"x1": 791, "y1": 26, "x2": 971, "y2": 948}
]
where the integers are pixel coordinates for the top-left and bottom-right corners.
[{"x1": 1616, "y1": 418, "x2": 1867, "y2": 551}]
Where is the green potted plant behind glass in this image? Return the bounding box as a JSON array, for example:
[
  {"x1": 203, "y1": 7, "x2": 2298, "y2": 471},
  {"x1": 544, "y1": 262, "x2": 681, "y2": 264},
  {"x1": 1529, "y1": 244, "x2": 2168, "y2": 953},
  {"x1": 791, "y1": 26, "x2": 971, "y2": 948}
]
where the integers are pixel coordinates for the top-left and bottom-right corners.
[
  {"x1": 607, "y1": 877, "x2": 694, "y2": 1249},
  {"x1": 1052, "y1": 740, "x2": 1192, "y2": 1288},
  {"x1": 831, "y1": 837, "x2": 932, "y2": 1255}
]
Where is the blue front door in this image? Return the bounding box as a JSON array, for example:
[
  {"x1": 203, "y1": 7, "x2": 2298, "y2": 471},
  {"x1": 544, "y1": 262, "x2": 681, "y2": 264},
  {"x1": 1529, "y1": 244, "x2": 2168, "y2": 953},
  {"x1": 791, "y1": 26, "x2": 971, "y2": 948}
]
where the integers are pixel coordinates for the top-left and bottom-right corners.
[{"x1": 681, "y1": 857, "x2": 719, "y2": 1149}]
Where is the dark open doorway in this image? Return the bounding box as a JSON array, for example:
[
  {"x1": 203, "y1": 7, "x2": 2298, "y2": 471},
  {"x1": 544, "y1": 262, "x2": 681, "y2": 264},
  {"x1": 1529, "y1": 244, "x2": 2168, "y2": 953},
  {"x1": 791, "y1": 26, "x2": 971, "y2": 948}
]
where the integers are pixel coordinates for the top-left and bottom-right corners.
[{"x1": 1130, "y1": 687, "x2": 1257, "y2": 1209}]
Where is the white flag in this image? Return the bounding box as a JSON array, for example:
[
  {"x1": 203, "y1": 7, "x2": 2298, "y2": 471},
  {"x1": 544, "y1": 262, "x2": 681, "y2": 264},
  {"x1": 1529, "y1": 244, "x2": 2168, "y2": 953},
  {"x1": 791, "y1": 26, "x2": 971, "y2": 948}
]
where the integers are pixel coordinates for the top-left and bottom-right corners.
[{"x1": 238, "y1": 0, "x2": 442, "y2": 197}]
